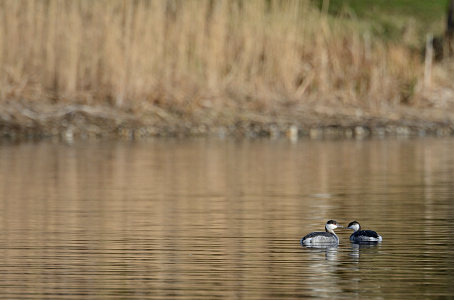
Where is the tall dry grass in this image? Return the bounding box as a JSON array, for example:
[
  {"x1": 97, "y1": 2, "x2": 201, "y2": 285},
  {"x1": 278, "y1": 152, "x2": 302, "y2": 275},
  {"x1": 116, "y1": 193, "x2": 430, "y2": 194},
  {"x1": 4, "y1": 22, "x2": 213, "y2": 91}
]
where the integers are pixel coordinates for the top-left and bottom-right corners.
[{"x1": 0, "y1": 0, "x2": 424, "y2": 113}]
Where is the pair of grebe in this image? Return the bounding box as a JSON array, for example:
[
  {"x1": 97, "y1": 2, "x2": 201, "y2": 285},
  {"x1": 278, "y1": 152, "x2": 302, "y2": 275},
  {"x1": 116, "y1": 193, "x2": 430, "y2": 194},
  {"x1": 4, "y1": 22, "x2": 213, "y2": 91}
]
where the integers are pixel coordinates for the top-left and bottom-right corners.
[{"x1": 300, "y1": 220, "x2": 382, "y2": 246}]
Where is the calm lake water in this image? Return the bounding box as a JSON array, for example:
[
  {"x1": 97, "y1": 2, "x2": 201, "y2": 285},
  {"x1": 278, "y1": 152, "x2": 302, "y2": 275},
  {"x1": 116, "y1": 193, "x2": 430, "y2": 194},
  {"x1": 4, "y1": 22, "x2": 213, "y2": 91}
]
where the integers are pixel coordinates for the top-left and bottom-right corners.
[{"x1": 0, "y1": 138, "x2": 453, "y2": 299}]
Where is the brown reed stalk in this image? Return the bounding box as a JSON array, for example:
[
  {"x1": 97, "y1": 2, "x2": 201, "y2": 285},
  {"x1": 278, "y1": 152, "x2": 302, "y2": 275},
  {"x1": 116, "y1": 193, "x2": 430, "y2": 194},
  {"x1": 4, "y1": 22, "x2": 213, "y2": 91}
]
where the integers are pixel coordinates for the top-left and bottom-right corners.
[{"x1": 0, "y1": 0, "x2": 425, "y2": 112}]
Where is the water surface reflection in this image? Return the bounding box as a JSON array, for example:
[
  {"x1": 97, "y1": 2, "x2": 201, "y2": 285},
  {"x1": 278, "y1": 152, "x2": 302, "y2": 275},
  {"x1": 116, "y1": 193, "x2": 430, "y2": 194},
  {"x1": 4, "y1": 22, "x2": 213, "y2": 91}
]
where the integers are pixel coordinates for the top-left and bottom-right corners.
[{"x1": 0, "y1": 138, "x2": 453, "y2": 298}]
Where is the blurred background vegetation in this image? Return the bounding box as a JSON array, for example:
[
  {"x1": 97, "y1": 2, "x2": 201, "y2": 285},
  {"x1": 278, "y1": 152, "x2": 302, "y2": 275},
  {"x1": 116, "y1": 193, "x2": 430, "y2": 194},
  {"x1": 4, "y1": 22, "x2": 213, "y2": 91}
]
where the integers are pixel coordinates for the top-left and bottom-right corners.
[
  {"x1": 313, "y1": 0, "x2": 448, "y2": 45},
  {"x1": 0, "y1": 0, "x2": 453, "y2": 138}
]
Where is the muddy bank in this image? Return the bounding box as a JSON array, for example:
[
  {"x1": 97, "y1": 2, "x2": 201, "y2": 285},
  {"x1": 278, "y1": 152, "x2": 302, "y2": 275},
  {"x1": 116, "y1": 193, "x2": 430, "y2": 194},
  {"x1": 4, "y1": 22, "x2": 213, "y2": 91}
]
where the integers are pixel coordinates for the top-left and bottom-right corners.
[{"x1": 1, "y1": 100, "x2": 454, "y2": 141}]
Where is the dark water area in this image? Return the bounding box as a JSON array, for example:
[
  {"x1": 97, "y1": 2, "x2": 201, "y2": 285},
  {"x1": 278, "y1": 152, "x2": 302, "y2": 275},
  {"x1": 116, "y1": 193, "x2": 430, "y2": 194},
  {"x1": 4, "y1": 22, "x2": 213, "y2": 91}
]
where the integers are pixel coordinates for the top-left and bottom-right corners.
[{"x1": 0, "y1": 138, "x2": 453, "y2": 299}]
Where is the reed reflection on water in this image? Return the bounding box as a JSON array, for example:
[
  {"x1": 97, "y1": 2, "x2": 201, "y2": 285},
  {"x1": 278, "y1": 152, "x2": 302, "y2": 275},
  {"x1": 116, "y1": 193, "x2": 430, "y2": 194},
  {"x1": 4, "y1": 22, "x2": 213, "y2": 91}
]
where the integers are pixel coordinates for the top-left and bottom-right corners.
[{"x1": 0, "y1": 138, "x2": 453, "y2": 299}]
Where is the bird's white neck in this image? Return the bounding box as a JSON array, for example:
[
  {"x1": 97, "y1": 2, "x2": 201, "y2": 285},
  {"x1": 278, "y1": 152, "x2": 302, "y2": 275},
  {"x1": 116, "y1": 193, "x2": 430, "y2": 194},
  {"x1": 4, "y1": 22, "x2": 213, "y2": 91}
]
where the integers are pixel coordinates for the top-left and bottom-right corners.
[
  {"x1": 325, "y1": 224, "x2": 337, "y2": 234},
  {"x1": 349, "y1": 223, "x2": 360, "y2": 232}
]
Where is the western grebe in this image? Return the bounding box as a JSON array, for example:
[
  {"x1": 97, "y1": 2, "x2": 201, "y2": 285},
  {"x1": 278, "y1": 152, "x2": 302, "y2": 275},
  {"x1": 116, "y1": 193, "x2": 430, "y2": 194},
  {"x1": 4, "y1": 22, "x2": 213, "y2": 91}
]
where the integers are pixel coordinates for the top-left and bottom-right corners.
[
  {"x1": 347, "y1": 221, "x2": 382, "y2": 242},
  {"x1": 300, "y1": 220, "x2": 342, "y2": 246}
]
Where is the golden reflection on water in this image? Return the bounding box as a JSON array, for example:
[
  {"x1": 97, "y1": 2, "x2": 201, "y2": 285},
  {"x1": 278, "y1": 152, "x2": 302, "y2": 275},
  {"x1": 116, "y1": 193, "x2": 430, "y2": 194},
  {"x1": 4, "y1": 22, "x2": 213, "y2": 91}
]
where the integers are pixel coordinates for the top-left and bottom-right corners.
[{"x1": 0, "y1": 138, "x2": 453, "y2": 298}]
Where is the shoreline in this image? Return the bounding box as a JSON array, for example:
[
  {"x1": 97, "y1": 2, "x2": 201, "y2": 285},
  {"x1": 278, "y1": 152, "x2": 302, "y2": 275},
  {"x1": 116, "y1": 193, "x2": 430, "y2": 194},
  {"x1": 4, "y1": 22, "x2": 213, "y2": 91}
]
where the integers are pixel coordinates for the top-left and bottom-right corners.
[
  {"x1": 1, "y1": 100, "x2": 453, "y2": 141},
  {"x1": 2, "y1": 0, "x2": 453, "y2": 142}
]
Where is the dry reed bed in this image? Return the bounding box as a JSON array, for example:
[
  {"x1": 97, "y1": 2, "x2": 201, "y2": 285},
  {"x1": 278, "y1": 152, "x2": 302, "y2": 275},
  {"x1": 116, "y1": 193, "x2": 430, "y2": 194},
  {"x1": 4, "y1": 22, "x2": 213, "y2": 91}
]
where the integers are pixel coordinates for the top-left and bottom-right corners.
[{"x1": 0, "y1": 0, "x2": 453, "y2": 138}]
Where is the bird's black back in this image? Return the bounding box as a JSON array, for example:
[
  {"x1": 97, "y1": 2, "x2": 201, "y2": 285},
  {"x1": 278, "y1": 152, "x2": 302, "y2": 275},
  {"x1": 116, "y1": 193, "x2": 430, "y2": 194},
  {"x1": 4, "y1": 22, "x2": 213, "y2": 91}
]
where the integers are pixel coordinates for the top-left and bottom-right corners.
[{"x1": 352, "y1": 230, "x2": 380, "y2": 238}]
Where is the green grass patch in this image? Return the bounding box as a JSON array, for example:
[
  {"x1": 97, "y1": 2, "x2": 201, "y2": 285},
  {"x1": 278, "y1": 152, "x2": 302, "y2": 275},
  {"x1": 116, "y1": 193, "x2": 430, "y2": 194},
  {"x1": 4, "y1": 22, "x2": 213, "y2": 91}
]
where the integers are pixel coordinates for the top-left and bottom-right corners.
[{"x1": 313, "y1": 0, "x2": 449, "y2": 44}]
